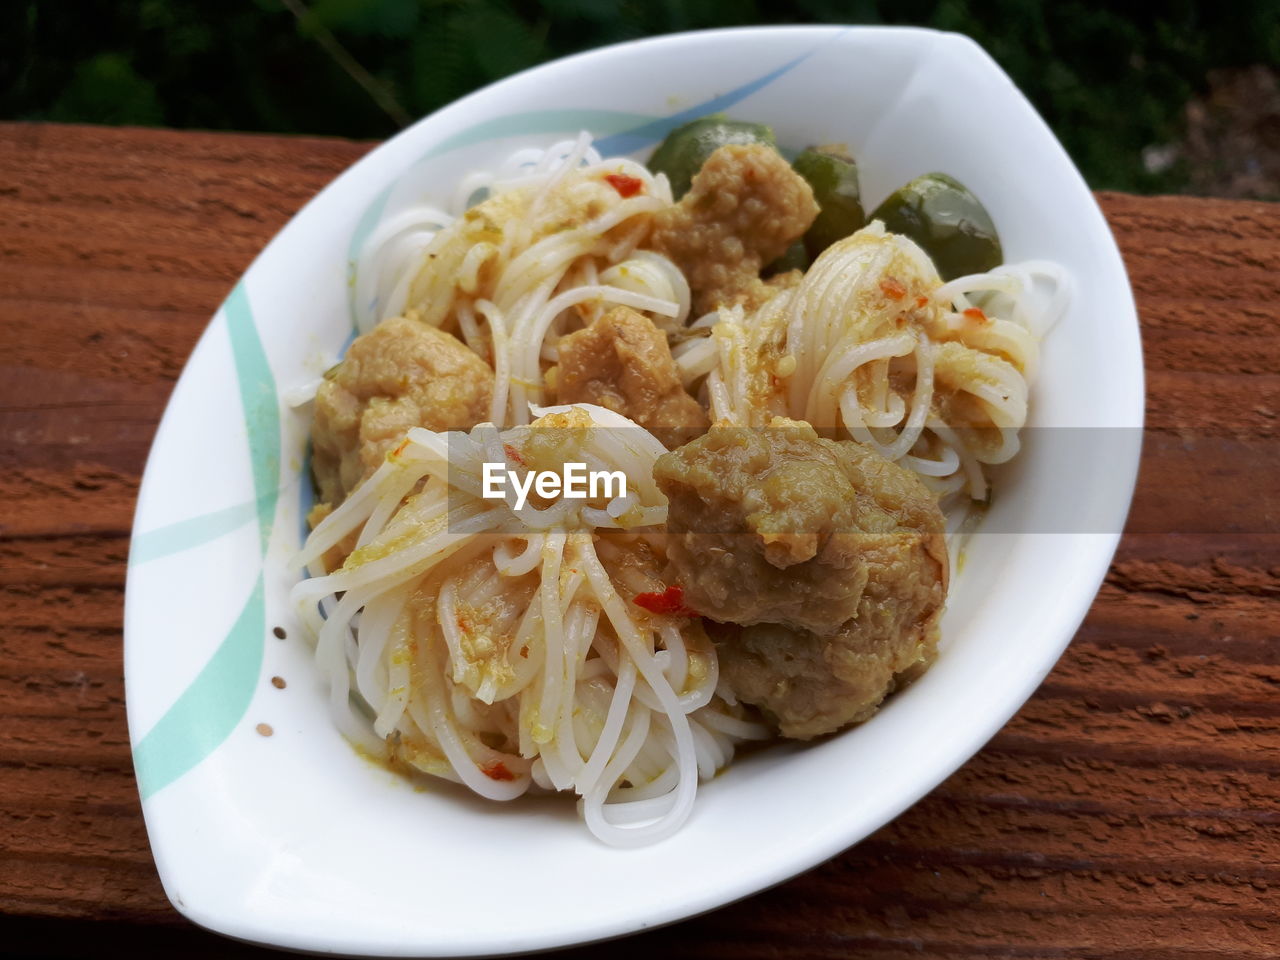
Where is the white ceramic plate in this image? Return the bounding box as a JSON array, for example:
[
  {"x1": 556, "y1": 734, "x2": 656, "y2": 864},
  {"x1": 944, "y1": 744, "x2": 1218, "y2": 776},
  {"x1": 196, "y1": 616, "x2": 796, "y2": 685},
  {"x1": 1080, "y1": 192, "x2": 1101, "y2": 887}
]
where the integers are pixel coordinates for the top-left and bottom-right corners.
[{"x1": 124, "y1": 25, "x2": 1143, "y2": 956}]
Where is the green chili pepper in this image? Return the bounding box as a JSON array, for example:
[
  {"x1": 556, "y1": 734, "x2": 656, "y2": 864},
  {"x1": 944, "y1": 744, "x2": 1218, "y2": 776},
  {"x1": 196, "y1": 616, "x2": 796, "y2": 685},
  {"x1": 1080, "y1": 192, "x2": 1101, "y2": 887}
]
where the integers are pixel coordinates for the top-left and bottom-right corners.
[
  {"x1": 792, "y1": 147, "x2": 865, "y2": 258},
  {"x1": 647, "y1": 114, "x2": 777, "y2": 200},
  {"x1": 870, "y1": 172, "x2": 1002, "y2": 280}
]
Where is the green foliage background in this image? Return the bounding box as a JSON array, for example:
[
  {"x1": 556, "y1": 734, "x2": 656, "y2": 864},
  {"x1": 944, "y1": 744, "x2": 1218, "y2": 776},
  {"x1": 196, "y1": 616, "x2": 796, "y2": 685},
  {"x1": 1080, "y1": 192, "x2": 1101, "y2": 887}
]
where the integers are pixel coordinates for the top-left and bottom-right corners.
[{"x1": 4, "y1": 0, "x2": 1278, "y2": 193}]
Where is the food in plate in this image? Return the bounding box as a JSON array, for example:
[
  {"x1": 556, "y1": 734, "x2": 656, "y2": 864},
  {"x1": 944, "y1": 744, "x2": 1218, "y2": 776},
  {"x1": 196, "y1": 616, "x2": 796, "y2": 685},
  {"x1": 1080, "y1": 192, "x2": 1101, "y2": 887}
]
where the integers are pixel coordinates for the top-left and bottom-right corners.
[{"x1": 291, "y1": 117, "x2": 1068, "y2": 845}]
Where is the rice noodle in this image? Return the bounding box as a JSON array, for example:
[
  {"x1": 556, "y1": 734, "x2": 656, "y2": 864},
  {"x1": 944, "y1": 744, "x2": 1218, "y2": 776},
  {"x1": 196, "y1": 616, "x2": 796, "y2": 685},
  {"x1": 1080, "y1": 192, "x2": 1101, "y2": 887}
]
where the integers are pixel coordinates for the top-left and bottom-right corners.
[
  {"x1": 706, "y1": 221, "x2": 1066, "y2": 507},
  {"x1": 357, "y1": 136, "x2": 683, "y2": 428},
  {"x1": 302, "y1": 135, "x2": 1071, "y2": 848},
  {"x1": 292, "y1": 404, "x2": 754, "y2": 846}
]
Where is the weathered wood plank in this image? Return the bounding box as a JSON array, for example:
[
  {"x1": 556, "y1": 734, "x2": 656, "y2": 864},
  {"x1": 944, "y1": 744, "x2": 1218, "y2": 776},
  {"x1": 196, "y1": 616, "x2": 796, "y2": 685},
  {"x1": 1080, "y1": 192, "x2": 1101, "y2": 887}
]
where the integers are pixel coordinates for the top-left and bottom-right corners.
[{"x1": 1, "y1": 124, "x2": 1278, "y2": 957}]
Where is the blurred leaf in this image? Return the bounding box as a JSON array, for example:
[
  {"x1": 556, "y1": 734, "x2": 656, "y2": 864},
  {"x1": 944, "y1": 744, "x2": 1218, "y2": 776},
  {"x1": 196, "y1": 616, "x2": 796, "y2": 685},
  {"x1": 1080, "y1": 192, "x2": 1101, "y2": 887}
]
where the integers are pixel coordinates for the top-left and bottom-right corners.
[
  {"x1": 409, "y1": 11, "x2": 472, "y2": 108},
  {"x1": 138, "y1": 0, "x2": 214, "y2": 57},
  {"x1": 9, "y1": 0, "x2": 1280, "y2": 194},
  {"x1": 458, "y1": 2, "x2": 546, "y2": 79},
  {"x1": 49, "y1": 52, "x2": 164, "y2": 125},
  {"x1": 312, "y1": 0, "x2": 420, "y2": 36},
  {"x1": 538, "y1": 0, "x2": 621, "y2": 20}
]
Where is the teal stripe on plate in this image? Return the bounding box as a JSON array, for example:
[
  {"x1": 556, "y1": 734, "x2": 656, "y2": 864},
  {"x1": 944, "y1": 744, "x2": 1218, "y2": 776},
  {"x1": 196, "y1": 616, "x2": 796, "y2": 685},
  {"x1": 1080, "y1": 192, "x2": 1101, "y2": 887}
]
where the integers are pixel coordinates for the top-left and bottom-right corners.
[
  {"x1": 134, "y1": 282, "x2": 281, "y2": 799},
  {"x1": 224, "y1": 281, "x2": 281, "y2": 552},
  {"x1": 129, "y1": 497, "x2": 260, "y2": 567},
  {"x1": 349, "y1": 41, "x2": 830, "y2": 324},
  {"x1": 594, "y1": 46, "x2": 820, "y2": 156},
  {"x1": 419, "y1": 108, "x2": 656, "y2": 162},
  {"x1": 133, "y1": 574, "x2": 266, "y2": 799}
]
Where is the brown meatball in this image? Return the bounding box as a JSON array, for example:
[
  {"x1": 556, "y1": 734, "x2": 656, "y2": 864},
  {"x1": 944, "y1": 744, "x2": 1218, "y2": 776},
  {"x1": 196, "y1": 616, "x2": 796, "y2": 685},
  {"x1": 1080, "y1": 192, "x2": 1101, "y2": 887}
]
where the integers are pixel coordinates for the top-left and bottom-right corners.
[
  {"x1": 717, "y1": 539, "x2": 944, "y2": 738},
  {"x1": 654, "y1": 419, "x2": 947, "y2": 739},
  {"x1": 649, "y1": 144, "x2": 817, "y2": 315},
  {"x1": 556, "y1": 306, "x2": 708, "y2": 446},
  {"x1": 311, "y1": 316, "x2": 493, "y2": 507}
]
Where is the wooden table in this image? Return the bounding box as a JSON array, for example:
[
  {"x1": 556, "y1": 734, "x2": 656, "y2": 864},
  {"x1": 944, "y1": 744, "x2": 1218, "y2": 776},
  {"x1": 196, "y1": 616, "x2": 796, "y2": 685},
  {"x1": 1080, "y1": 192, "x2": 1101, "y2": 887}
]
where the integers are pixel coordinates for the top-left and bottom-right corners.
[{"x1": 2, "y1": 123, "x2": 1278, "y2": 958}]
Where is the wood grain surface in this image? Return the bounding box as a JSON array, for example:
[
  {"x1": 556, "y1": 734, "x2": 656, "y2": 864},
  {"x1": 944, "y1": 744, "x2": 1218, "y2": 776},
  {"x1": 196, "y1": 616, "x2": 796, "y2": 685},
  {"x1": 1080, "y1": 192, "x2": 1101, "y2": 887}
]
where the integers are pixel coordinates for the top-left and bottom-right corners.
[{"x1": 2, "y1": 123, "x2": 1279, "y2": 959}]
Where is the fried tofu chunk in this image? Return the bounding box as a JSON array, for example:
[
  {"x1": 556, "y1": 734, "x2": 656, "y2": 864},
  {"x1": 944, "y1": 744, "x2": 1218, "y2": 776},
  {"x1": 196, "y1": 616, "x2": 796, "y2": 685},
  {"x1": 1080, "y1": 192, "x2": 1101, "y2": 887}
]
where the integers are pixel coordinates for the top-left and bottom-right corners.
[
  {"x1": 556, "y1": 306, "x2": 708, "y2": 445},
  {"x1": 311, "y1": 316, "x2": 493, "y2": 508},
  {"x1": 649, "y1": 144, "x2": 817, "y2": 315}
]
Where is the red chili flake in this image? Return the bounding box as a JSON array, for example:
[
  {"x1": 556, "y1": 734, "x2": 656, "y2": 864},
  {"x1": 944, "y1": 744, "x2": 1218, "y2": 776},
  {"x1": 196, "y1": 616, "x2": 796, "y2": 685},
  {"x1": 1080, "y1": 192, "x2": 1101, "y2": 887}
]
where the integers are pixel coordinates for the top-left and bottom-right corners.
[
  {"x1": 916, "y1": 295, "x2": 930, "y2": 308},
  {"x1": 604, "y1": 173, "x2": 644, "y2": 198},
  {"x1": 879, "y1": 277, "x2": 907, "y2": 301},
  {"x1": 633, "y1": 584, "x2": 698, "y2": 617},
  {"x1": 481, "y1": 760, "x2": 516, "y2": 781},
  {"x1": 963, "y1": 307, "x2": 989, "y2": 323},
  {"x1": 503, "y1": 443, "x2": 526, "y2": 466}
]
